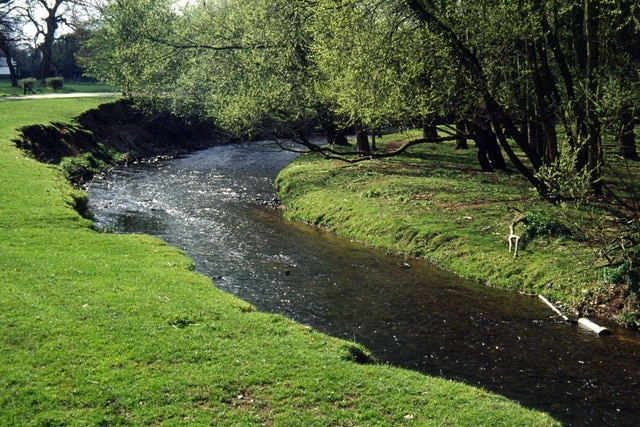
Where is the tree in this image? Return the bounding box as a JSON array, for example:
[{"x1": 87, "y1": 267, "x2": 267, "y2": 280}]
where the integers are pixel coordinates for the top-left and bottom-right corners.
[
  {"x1": 85, "y1": 0, "x2": 640, "y2": 196},
  {"x1": 399, "y1": 0, "x2": 640, "y2": 197},
  {"x1": 595, "y1": 0, "x2": 640, "y2": 160},
  {"x1": 311, "y1": 1, "x2": 435, "y2": 139},
  {"x1": 0, "y1": 0, "x2": 23, "y2": 86},
  {"x1": 52, "y1": 26, "x2": 91, "y2": 79},
  {"x1": 20, "y1": 0, "x2": 100, "y2": 79},
  {"x1": 86, "y1": 0, "x2": 327, "y2": 140},
  {"x1": 82, "y1": 0, "x2": 183, "y2": 94}
]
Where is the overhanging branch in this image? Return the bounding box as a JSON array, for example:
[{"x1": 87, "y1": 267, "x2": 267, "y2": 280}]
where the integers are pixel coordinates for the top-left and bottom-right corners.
[{"x1": 274, "y1": 134, "x2": 462, "y2": 164}]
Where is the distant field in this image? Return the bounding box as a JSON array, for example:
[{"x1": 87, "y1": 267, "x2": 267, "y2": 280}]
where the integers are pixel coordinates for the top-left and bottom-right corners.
[{"x1": 0, "y1": 78, "x2": 117, "y2": 97}]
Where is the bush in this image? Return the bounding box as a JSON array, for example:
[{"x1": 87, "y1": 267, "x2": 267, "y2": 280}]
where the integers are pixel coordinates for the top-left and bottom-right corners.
[
  {"x1": 45, "y1": 77, "x2": 64, "y2": 92},
  {"x1": 20, "y1": 78, "x2": 37, "y2": 95}
]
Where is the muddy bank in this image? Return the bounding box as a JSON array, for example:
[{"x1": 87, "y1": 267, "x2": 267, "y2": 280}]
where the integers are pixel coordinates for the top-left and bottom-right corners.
[{"x1": 14, "y1": 99, "x2": 222, "y2": 181}]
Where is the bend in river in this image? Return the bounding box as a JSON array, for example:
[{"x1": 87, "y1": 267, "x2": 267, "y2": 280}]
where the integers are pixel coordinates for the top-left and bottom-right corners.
[{"x1": 87, "y1": 141, "x2": 640, "y2": 426}]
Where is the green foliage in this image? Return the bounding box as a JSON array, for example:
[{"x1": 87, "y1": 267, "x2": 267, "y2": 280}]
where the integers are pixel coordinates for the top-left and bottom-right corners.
[
  {"x1": 311, "y1": 0, "x2": 445, "y2": 130},
  {"x1": 59, "y1": 146, "x2": 120, "y2": 183},
  {"x1": 534, "y1": 142, "x2": 593, "y2": 201},
  {"x1": 523, "y1": 211, "x2": 578, "y2": 241},
  {"x1": 82, "y1": 0, "x2": 182, "y2": 95},
  {"x1": 45, "y1": 77, "x2": 64, "y2": 92},
  {"x1": 599, "y1": 261, "x2": 638, "y2": 289},
  {"x1": 615, "y1": 311, "x2": 640, "y2": 329}
]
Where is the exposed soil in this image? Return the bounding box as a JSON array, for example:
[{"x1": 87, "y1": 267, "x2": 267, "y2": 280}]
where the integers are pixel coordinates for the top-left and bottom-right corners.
[
  {"x1": 14, "y1": 99, "x2": 223, "y2": 172},
  {"x1": 577, "y1": 284, "x2": 640, "y2": 327}
]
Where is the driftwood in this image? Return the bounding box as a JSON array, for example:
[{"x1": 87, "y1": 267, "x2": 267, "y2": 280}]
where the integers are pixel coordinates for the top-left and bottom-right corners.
[
  {"x1": 538, "y1": 295, "x2": 570, "y2": 321},
  {"x1": 539, "y1": 295, "x2": 612, "y2": 335}
]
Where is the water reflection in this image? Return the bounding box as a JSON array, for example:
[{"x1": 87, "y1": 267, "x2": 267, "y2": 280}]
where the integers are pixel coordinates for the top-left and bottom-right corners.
[{"x1": 87, "y1": 142, "x2": 640, "y2": 426}]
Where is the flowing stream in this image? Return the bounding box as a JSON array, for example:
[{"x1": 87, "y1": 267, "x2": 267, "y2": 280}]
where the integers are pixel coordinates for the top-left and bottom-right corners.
[{"x1": 86, "y1": 141, "x2": 640, "y2": 426}]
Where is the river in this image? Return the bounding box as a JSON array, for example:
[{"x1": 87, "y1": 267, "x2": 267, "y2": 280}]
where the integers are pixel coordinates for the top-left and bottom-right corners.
[{"x1": 86, "y1": 141, "x2": 640, "y2": 426}]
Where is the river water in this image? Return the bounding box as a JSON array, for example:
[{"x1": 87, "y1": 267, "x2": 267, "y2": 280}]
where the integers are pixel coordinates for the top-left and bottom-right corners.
[{"x1": 86, "y1": 142, "x2": 640, "y2": 426}]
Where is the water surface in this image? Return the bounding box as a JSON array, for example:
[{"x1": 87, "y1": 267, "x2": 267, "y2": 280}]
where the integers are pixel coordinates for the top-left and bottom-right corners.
[{"x1": 87, "y1": 142, "x2": 640, "y2": 426}]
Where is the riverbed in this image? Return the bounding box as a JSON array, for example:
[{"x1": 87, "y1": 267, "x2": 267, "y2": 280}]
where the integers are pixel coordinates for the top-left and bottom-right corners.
[{"x1": 87, "y1": 141, "x2": 640, "y2": 426}]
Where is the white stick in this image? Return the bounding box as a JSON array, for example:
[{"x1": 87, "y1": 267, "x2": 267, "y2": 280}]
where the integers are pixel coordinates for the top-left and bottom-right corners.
[{"x1": 538, "y1": 294, "x2": 569, "y2": 321}]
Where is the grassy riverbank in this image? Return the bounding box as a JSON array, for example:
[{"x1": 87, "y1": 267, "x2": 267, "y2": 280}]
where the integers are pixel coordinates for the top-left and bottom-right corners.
[
  {"x1": 0, "y1": 100, "x2": 558, "y2": 424},
  {"x1": 276, "y1": 133, "x2": 640, "y2": 326}
]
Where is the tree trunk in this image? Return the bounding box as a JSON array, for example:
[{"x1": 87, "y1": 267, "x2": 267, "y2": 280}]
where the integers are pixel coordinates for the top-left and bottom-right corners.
[
  {"x1": 525, "y1": 121, "x2": 543, "y2": 158},
  {"x1": 404, "y1": 0, "x2": 545, "y2": 193},
  {"x1": 584, "y1": 0, "x2": 602, "y2": 194},
  {"x1": 618, "y1": 106, "x2": 638, "y2": 160},
  {"x1": 532, "y1": 1, "x2": 582, "y2": 156},
  {"x1": 355, "y1": 128, "x2": 371, "y2": 154},
  {"x1": 534, "y1": 39, "x2": 559, "y2": 163},
  {"x1": 455, "y1": 121, "x2": 468, "y2": 149},
  {"x1": 470, "y1": 121, "x2": 507, "y2": 172},
  {"x1": 0, "y1": 44, "x2": 19, "y2": 87},
  {"x1": 325, "y1": 122, "x2": 349, "y2": 146},
  {"x1": 423, "y1": 122, "x2": 439, "y2": 139},
  {"x1": 475, "y1": 141, "x2": 493, "y2": 172},
  {"x1": 571, "y1": 1, "x2": 591, "y2": 171},
  {"x1": 525, "y1": 37, "x2": 559, "y2": 164},
  {"x1": 40, "y1": 1, "x2": 64, "y2": 80},
  {"x1": 41, "y1": 38, "x2": 55, "y2": 80}
]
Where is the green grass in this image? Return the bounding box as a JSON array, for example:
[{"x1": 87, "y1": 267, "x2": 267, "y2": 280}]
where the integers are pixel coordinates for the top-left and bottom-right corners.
[
  {"x1": 276, "y1": 132, "x2": 640, "y2": 323},
  {"x1": 0, "y1": 78, "x2": 117, "y2": 97},
  {"x1": 0, "y1": 101, "x2": 558, "y2": 424}
]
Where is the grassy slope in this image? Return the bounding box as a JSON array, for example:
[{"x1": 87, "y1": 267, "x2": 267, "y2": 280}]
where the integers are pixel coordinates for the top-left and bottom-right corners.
[
  {"x1": 276, "y1": 134, "x2": 633, "y2": 320},
  {"x1": 0, "y1": 99, "x2": 558, "y2": 425}
]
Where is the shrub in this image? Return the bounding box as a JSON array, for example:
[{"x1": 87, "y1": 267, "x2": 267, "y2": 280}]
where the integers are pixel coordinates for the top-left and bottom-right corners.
[
  {"x1": 20, "y1": 78, "x2": 37, "y2": 95},
  {"x1": 45, "y1": 77, "x2": 64, "y2": 92}
]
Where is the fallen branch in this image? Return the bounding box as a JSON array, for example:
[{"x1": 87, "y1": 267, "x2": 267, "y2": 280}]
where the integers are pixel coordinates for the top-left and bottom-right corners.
[
  {"x1": 274, "y1": 134, "x2": 462, "y2": 164},
  {"x1": 538, "y1": 294, "x2": 570, "y2": 321}
]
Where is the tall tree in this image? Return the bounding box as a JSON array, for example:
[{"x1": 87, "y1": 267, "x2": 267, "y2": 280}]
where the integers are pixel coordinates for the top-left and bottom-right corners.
[
  {"x1": 82, "y1": 0, "x2": 182, "y2": 94},
  {"x1": 20, "y1": 0, "x2": 98, "y2": 79},
  {"x1": 51, "y1": 26, "x2": 88, "y2": 79},
  {"x1": 86, "y1": 0, "x2": 325, "y2": 140},
  {"x1": 398, "y1": 0, "x2": 640, "y2": 197},
  {"x1": 0, "y1": 0, "x2": 22, "y2": 86}
]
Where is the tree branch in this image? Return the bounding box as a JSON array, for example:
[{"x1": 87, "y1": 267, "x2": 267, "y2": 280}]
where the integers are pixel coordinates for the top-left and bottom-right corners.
[{"x1": 274, "y1": 134, "x2": 461, "y2": 164}]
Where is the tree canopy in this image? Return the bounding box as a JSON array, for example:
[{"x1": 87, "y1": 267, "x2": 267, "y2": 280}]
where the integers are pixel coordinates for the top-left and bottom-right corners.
[{"x1": 85, "y1": 0, "x2": 640, "y2": 198}]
